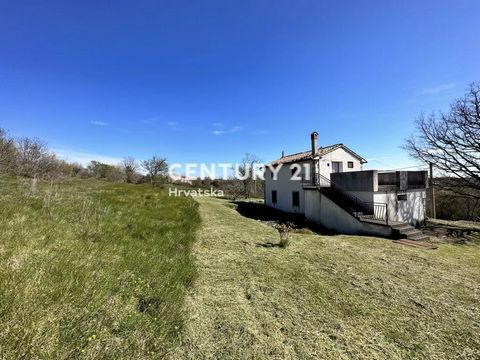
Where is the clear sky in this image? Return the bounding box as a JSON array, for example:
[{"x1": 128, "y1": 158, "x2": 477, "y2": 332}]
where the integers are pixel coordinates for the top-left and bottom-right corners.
[{"x1": 1, "y1": 0, "x2": 479, "y2": 171}]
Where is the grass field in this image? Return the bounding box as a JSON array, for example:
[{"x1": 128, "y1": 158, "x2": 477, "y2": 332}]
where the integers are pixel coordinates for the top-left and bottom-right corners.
[
  {"x1": 0, "y1": 178, "x2": 199, "y2": 359},
  {"x1": 1, "y1": 179, "x2": 479, "y2": 359},
  {"x1": 173, "y1": 197, "x2": 480, "y2": 360}
]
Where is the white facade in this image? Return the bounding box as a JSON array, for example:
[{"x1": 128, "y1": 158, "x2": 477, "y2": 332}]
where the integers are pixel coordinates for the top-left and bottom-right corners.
[
  {"x1": 304, "y1": 189, "x2": 393, "y2": 237},
  {"x1": 318, "y1": 147, "x2": 363, "y2": 177},
  {"x1": 264, "y1": 134, "x2": 427, "y2": 235},
  {"x1": 374, "y1": 190, "x2": 426, "y2": 226},
  {"x1": 265, "y1": 146, "x2": 363, "y2": 214}
]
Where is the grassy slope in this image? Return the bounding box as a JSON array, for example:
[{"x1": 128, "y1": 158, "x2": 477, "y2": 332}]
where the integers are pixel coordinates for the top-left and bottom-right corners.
[
  {"x1": 173, "y1": 197, "x2": 480, "y2": 360},
  {"x1": 0, "y1": 178, "x2": 199, "y2": 359}
]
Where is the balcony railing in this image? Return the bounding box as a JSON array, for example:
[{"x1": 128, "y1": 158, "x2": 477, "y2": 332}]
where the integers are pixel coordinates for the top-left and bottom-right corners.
[{"x1": 302, "y1": 173, "x2": 389, "y2": 225}]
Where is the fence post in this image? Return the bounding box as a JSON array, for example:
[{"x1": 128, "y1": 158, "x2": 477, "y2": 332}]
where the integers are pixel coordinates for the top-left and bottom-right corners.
[{"x1": 386, "y1": 204, "x2": 389, "y2": 226}]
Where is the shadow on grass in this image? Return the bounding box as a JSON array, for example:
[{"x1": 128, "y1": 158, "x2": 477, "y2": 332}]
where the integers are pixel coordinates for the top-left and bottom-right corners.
[{"x1": 230, "y1": 200, "x2": 335, "y2": 240}]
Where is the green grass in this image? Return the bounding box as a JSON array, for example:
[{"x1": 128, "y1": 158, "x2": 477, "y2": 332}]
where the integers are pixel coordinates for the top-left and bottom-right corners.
[
  {"x1": 173, "y1": 197, "x2": 480, "y2": 360},
  {"x1": 2, "y1": 178, "x2": 479, "y2": 359},
  {"x1": 0, "y1": 177, "x2": 200, "y2": 359}
]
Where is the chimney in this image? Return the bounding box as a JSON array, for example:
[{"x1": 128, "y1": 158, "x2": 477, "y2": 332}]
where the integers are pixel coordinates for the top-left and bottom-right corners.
[
  {"x1": 281, "y1": 150, "x2": 285, "y2": 158},
  {"x1": 310, "y1": 131, "x2": 318, "y2": 157}
]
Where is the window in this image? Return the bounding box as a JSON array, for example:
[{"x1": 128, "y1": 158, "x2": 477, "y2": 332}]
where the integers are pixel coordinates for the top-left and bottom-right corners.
[
  {"x1": 348, "y1": 161, "x2": 354, "y2": 168},
  {"x1": 292, "y1": 191, "x2": 300, "y2": 207},
  {"x1": 332, "y1": 161, "x2": 342, "y2": 173},
  {"x1": 397, "y1": 194, "x2": 407, "y2": 201},
  {"x1": 272, "y1": 190, "x2": 277, "y2": 204}
]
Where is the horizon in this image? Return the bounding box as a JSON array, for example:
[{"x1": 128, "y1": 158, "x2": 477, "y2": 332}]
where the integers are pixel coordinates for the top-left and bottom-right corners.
[{"x1": 1, "y1": 1, "x2": 479, "y2": 174}]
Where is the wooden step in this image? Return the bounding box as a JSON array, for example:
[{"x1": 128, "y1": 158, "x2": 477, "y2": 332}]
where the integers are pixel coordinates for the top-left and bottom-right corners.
[{"x1": 392, "y1": 239, "x2": 437, "y2": 249}]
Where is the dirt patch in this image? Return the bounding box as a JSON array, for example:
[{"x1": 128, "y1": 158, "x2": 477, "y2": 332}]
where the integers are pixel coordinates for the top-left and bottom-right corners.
[
  {"x1": 231, "y1": 200, "x2": 332, "y2": 235},
  {"x1": 422, "y1": 221, "x2": 480, "y2": 245}
]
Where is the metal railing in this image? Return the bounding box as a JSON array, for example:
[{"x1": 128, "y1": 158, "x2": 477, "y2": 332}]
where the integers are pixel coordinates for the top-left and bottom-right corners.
[{"x1": 302, "y1": 173, "x2": 389, "y2": 225}]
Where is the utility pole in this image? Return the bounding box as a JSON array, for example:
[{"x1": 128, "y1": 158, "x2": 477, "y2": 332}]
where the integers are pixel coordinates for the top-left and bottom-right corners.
[{"x1": 429, "y1": 162, "x2": 436, "y2": 218}]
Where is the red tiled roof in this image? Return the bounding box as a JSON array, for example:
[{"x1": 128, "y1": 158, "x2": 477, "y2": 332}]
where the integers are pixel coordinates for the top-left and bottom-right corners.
[{"x1": 270, "y1": 144, "x2": 367, "y2": 165}]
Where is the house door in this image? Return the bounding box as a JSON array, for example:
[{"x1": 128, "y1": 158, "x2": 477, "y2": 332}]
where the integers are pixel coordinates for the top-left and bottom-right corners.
[{"x1": 332, "y1": 161, "x2": 342, "y2": 173}]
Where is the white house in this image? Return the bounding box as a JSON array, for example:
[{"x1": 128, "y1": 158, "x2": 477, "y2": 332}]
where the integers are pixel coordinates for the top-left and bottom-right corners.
[{"x1": 264, "y1": 132, "x2": 429, "y2": 240}]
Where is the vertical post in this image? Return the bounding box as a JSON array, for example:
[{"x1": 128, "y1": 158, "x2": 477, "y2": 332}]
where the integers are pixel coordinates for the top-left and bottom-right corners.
[
  {"x1": 386, "y1": 203, "x2": 389, "y2": 226},
  {"x1": 429, "y1": 162, "x2": 436, "y2": 219}
]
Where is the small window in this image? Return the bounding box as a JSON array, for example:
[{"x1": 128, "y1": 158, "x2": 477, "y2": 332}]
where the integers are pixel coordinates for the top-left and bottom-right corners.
[
  {"x1": 397, "y1": 194, "x2": 407, "y2": 201},
  {"x1": 348, "y1": 161, "x2": 354, "y2": 168},
  {"x1": 292, "y1": 191, "x2": 300, "y2": 207},
  {"x1": 272, "y1": 190, "x2": 277, "y2": 204}
]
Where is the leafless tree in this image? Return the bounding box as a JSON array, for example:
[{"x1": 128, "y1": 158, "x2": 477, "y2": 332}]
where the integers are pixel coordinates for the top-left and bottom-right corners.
[
  {"x1": 237, "y1": 153, "x2": 261, "y2": 198},
  {"x1": 222, "y1": 178, "x2": 244, "y2": 200},
  {"x1": 0, "y1": 128, "x2": 17, "y2": 176},
  {"x1": 120, "y1": 157, "x2": 138, "y2": 183},
  {"x1": 16, "y1": 137, "x2": 58, "y2": 179},
  {"x1": 403, "y1": 83, "x2": 480, "y2": 199},
  {"x1": 141, "y1": 156, "x2": 168, "y2": 186}
]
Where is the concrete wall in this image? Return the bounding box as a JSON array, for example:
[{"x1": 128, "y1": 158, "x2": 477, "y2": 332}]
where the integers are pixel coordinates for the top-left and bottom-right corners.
[
  {"x1": 304, "y1": 189, "x2": 392, "y2": 237},
  {"x1": 345, "y1": 191, "x2": 374, "y2": 203},
  {"x1": 374, "y1": 189, "x2": 426, "y2": 226},
  {"x1": 304, "y1": 188, "x2": 321, "y2": 223},
  {"x1": 331, "y1": 170, "x2": 378, "y2": 191}
]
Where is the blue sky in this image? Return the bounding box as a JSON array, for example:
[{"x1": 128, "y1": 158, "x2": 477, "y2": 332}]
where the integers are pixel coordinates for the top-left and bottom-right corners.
[{"x1": 1, "y1": 0, "x2": 479, "y2": 172}]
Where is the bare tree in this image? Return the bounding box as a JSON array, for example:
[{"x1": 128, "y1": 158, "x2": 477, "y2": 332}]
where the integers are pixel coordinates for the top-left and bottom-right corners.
[
  {"x1": 0, "y1": 128, "x2": 17, "y2": 176},
  {"x1": 141, "y1": 156, "x2": 168, "y2": 186},
  {"x1": 120, "y1": 157, "x2": 138, "y2": 183},
  {"x1": 16, "y1": 137, "x2": 58, "y2": 179},
  {"x1": 403, "y1": 83, "x2": 480, "y2": 199},
  {"x1": 237, "y1": 153, "x2": 261, "y2": 198}
]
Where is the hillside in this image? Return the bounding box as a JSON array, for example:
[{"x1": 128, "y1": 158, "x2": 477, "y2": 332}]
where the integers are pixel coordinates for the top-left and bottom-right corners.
[
  {"x1": 1, "y1": 179, "x2": 479, "y2": 359},
  {"x1": 173, "y1": 197, "x2": 480, "y2": 359},
  {"x1": 0, "y1": 178, "x2": 199, "y2": 358}
]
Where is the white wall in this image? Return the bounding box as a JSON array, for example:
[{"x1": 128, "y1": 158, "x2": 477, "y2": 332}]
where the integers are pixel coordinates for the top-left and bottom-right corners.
[
  {"x1": 304, "y1": 190, "x2": 392, "y2": 237},
  {"x1": 374, "y1": 189, "x2": 426, "y2": 226},
  {"x1": 265, "y1": 147, "x2": 364, "y2": 213},
  {"x1": 304, "y1": 189, "x2": 321, "y2": 223},
  {"x1": 319, "y1": 147, "x2": 364, "y2": 178},
  {"x1": 264, "y1": 161, "x2": 309, "y2": 214}
]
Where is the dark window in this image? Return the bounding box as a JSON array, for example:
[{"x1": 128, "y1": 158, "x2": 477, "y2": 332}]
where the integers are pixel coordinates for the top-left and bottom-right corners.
[
  {"x1": 292, "y1": 191, "x2": 300, "y2": 207},
  {"x1": 272, "y1": 190, "x2": 277, "y2": 204},
  {"x1": 397, "y1": 194, "x2": 407, "y2": 201},
  {"x1": 348, "y1": 161, "x2": 354, "y2": 168}
]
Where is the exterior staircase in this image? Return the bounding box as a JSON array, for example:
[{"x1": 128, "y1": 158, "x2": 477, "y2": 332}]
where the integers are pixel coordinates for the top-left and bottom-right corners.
[
  {"x1": 303, "y1": 173, "x2": 430, "y2": 241},
  {"x1": 390, "y1": 223, "x2": 430, "y2": 242}
]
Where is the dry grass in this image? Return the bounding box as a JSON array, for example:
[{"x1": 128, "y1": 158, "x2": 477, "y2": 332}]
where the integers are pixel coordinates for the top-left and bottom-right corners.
[
  {"x1": 172, "y1": 197, "x2": 480, "y2": 359},
  {"x1": 428, "y1": 218, "x2": 480, "y2": 231}
]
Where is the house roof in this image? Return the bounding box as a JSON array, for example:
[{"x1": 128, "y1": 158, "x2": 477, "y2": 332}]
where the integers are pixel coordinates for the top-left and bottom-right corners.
[{"x1": 270, "y1": 143, "x2": 368, "y2": 165}]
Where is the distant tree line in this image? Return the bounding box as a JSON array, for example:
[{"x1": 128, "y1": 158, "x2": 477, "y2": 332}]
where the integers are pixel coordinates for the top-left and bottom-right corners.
[
  {"x1": 0, "y1": 127, "x2": 264, "y2": 199},
  {"x1": 187, "y1": 153, "x2": 265, "y2": 199},
  {"x1": 0, "y1": 127, "x2": 168, "y2": 185}
]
